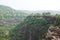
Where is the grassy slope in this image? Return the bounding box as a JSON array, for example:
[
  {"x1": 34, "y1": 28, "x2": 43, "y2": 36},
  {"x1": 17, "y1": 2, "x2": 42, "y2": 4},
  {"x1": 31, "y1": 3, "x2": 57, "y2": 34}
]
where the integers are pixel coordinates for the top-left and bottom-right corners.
[{"x1": 0, "y1": 25, "x2": 15, "y2": 40}]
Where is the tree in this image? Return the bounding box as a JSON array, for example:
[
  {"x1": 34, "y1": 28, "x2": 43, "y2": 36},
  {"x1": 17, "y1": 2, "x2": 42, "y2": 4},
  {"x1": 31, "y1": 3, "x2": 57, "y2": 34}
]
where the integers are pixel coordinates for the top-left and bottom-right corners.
[
  {"x1": 42, "y1": 12, "x2": 51, "y2": 16},
  {"x1": 56, "y1": 15, "x2": 60, "y2": 26},
  {"x1": 9, "y1": 13, "x2": 50, "y2": 40}
]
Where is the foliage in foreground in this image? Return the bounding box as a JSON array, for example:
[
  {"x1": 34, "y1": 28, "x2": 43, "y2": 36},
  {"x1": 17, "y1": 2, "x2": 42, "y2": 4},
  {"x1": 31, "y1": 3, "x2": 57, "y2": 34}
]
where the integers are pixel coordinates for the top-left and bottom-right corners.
[{"x1": 9, "y1": 13, "x2": 57, "y2": 40}]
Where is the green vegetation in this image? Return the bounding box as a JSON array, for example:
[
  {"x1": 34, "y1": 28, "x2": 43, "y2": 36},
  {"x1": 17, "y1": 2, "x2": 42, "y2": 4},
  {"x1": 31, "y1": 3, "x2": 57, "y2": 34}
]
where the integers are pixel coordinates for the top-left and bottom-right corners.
[
  {"x1": 0, "y1": 5, "x2": 60, "y2": 40},
  {"x1": 0, "y1": 25, "x2": 15, "y2": 40},
  {"x1": 0, "y1": 5, "x2": 29, "y2": 20},
  {"x1": 0, "y1": 5, "x2": 29, "y2": 40},
  {"x1": 9, "y1": 13, "x2": 58, "y2": 40}
]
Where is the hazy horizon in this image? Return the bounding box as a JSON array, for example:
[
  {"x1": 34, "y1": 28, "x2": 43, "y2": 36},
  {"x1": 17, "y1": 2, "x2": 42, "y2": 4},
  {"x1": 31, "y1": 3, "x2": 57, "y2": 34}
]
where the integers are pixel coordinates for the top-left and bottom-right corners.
[{"x1": 0, "y1": 0, "x2": 60, "y2": 11}]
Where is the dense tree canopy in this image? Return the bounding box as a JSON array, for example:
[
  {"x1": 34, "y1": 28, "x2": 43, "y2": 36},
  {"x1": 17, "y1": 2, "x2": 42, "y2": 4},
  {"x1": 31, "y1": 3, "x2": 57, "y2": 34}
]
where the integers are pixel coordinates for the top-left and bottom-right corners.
[
  {"x1": 1, "y1": 5, "x2": 60, "y2": 40},
  {"x1": 56, "y1": 15, "x2": 60, "y2": 26},
  {"x1": 9, "y1": 13, "x2": 51, "y2": 40}
]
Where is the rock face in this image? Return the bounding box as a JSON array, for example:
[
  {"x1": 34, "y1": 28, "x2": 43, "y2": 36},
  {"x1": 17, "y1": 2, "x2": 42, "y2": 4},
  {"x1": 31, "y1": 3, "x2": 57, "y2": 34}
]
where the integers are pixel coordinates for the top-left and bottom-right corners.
[{"x1": 45, "y1": 26, "x2": 60, "y2": 40}]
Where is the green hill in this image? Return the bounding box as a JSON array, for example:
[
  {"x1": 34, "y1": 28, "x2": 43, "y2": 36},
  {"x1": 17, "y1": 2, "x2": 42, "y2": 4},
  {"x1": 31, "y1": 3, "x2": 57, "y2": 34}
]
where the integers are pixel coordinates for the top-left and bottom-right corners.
[{"x1": 0, "y1": 5, "x2": 29, "y2": 25}]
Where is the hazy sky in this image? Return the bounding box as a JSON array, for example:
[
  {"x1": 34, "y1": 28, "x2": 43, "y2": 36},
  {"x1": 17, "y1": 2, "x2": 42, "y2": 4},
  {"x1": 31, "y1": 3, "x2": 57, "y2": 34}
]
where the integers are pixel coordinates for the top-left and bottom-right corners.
[{"x1": 0, "y1": 0, "x2": 60, "y2": 10}]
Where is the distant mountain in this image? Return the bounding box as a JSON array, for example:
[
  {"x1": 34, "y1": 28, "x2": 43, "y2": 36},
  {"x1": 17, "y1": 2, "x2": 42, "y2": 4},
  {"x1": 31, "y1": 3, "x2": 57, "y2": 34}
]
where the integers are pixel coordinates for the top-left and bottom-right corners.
[
  {"x1": 27, "y1": 10, "x2": 60, "y2": 15},
  {"x1": 0, "y1": 5, "x2": 29, "y2": 25},
  {"x1": 0, "y1": 5, "x2": 60, "y2": 25},
  {"x1": 15, "y1": 10, "x2": 60, "y2": 15}
]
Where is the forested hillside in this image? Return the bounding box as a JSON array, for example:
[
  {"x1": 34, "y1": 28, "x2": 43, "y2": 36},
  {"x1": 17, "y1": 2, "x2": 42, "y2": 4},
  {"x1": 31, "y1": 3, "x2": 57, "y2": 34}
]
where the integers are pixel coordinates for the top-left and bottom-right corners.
[
  {"x1": 0, "y1": 5, "x2": 29, "y2": 40},
  {"x1": 0, "y1": 5, "x2": 60, "y2": 40},
  {"x1": 0, "y1": 5, "x2": 29, "y2": 25},
  {"x1": 9, "y1": 13, "x2": 60, "y2": 40}
]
